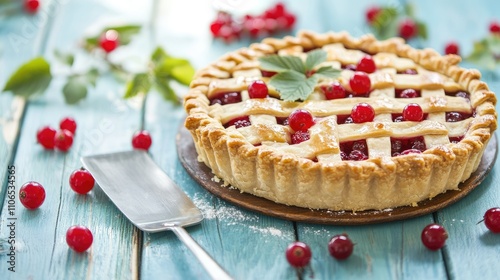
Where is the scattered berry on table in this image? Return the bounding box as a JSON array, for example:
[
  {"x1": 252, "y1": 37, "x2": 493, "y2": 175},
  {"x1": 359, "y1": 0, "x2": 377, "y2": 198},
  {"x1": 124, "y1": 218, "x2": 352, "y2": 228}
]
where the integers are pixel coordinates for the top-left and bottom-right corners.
[
  {"x1": 421, "y1": 224, "x2": 448, "y2": 250},
  {"x1": 288, "y1": 109, "x2": 315, "y2": 132},
  {"x1": 19, "y1": 181, "x2": 46, "y2": 210},
  {"x1": 60, "y1": 117, "x2": 77, "y2": 134},
  {"x1": 403, "y1": 103, "x2": 424, "y2": 121},
  {"x1": 483, "y1": 207, "x2": 500, "y2": 233},
  {"x1": 444, "y1": 42, "x2": 460, "y2": 55},
  {"x1": 54, "y1": 129, "x2": 74, "y2": 152},
  {"x1": 37, "y1": 126, "x2": 57, "y2": 150},
  {"x1": 328, "y1": 234, "x2": 354, "y2": 260},
  {"x1": 351, "y1": 103, "x2": 375, "y2": 123},
  {"x1": 248, "y1": 80, "x2": 269, "y2": 98},
  {"x1": 132, "y1": 130, "x2": 152, "y2": 151},
  {"x1": 398, "y1": 18, "x2": 418, "y2": 39},
  {"x1": 489, "y1": 21, "x2": 500, "y2": 35},
  {"x1": 349, "y1": 72, "x2": 371, "y2": 95},
  {"x1": 285, "y1": 241, "x2": 312, "y2": 268},
  {"x1": 365, "y1": 6, "x2": 381, "y2": 25},
  {"x1": 69, "y1": 169, "x2": 95, "y2": 195},
  {"x1": 321, "y1": 81, "x2": 346, "y2": 100},
  {"x1": 66, "y1": 225, "x2": 93, "y2": 253},
  {"x1": 356, "y1": 55, "x2": 377, "y2": 73},
  {"x1": 99, "y1": 30, "x2": 119, "y2": 53},
  {"x1": 23, "y1": 0, "x2": 40, "y2": 14}
]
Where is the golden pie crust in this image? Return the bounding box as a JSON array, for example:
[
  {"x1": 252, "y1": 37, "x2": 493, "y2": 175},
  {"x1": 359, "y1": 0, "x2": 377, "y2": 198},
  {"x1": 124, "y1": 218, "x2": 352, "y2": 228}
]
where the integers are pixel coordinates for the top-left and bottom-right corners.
[{"x1": 183, "y1": 30, "x2": 497, "y2": 211}]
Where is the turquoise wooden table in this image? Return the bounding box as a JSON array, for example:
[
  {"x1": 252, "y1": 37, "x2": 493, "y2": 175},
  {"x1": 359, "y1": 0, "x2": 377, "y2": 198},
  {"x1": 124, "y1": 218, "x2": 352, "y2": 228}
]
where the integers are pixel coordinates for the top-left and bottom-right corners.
[{"x1": 1, "y1": 0, "x2": 499, "y2": 279}]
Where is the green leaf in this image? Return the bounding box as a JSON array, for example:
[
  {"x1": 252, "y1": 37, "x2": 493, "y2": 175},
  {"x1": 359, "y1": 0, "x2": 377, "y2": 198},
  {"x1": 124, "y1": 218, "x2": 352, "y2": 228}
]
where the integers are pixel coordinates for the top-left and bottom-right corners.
[
  {"x1": 155, "y1": 57, "x2": 191, "y2": 76},
  {"x1": 259, "y1": 55, "x2": 305, "y2": 73},
  {"x1": 466, "y1": 38, "x2": 497, "y2": 70},
  {"x1": 154, "y1": 77, "x2": 179, "y2": 103},
  {"x1": 486, "y1": 35, "x2": 500, "y2": 55},
  {"x1": 304, "y1": 49, "x2": 327, "y2": 71},
  {"x1": 153, "y1": 54, "x2": 195, "y2": 86},
  {"x1": 151, "y1": 47, "x2": 169, "y2": 66},
  {"x1": 85, "y1": 68, "x2": 99, "y2": 87},
  {"x1": 170, "y1": 64, "x2": 195, "y2": 86},
  {"x1": 371, "y1": 7, "x2": 399, "y2": 40},
  {"x1": 312, "y1": 66, "x2": 341, "y2": 79},
  {"x1": 62, "y1": 76, "x2": 88, "y2": 104},
  {"x1": 2, "y1": 57, "x2": 52, "y2": 98},
  {"x1": 124, "y1": 73, "x2": 152, "y2": 99},
  {"x1": 416, "y1": 20, "x2": 428, "y2": 40},
  {"x1": 269, "y1": 71, "x2": 318, "y2": 101},
  {"x1": 404, "y1": 2, "x2": 415, "y2": 18},
  {"x1": 54, "y1": 49, "x2": 75, "y2": 66}
]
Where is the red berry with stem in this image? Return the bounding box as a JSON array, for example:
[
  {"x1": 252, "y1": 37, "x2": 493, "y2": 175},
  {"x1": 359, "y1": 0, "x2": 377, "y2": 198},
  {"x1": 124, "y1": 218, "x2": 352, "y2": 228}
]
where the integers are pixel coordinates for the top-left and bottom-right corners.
[
  {"x1": 489, "y1": 21, "x2": 500, "y2": 34},
  {"x1": 99, "y1": 30, "x2": 119, "y2": 53},
  {"x1": 351, "y1": 103, "x2": 375, "y2": 123},
  {"x1": 24, "y1": 0, "x2": 40, "y2": 14},
  {"x1": 444, "y1": 42, "x2": 460, "y2": 55},
  {"x1": 19, "y1": 181, "x2": 46, "y2": 210},
  {"x1": 132, "y1": 130, "x2": 152, "y2": 151},
  {"x1": 60, "y1": 117, "x2": 77, "y2": 134},
  {"x1": 288, "y1": 109, "x2": 315, "y2": 132},
  {"x1": 421, "y1": 224, "x2": 448, "y2": 250},
  {"x1": 366, "y1": 6, "x2": 381, "y2": 25},
  {"x1": 349, "y1": 72, "x2": 371, "y2": 95},
  {"x1": 356, "y1": 55, "x2": 377, "y2": 73},
  {"x1": 54, "y1": 130, "x2": 74, "y2": 152},
  {"x1": 248, "y1": 80, "x2": 268, "y2": 98},
  {"x1": 37, "y1": 126, "x2": 57, "y2": 149},
  {"x1": 321, "y1": 81, "x2": 346, "y2": 100},
  {"x1": 285, "y1": 241, "x2": 312, "y2": 268},
  {"x1": 69, "y1": 169, "x2": 95, "y2": 195},
  {"x1": 328, "y1": 234, "x2": 354, "y2": 260},
  {"x1": 399, "y1": 18, "x2": 418, "y2": 39},
  {"x1": 483, "y1": 207, "x2": 500, "y2": 233},
  {"x1": 403, "y1": 103, "x2": 424, "y2": 121},
  {"x1": 66, "y1": 225, "x2": 93, "y2": 253}
]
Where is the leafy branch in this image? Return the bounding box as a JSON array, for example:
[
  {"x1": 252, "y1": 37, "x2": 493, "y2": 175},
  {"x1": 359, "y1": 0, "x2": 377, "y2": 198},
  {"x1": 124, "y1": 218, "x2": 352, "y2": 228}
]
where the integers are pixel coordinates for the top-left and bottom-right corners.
[{"x1": 466, "y1": 35, "x2": 500, "y2": 70}]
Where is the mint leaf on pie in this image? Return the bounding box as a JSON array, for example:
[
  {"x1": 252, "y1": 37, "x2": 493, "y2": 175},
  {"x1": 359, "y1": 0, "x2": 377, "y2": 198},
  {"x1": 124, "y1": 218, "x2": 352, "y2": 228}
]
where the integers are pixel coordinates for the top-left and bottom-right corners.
[
  {"x1": 269, "y1": 71, "x2": 319, "y2": 101},
  {"x1": 314, "y1": 66, "x2": 341, "y2": 78},
  {"x1": 304, "y1": 49, "x2": 327, "y2": 71},
  {"x1": 259, "y1": 54, "x2": 305, "y2": 73}
]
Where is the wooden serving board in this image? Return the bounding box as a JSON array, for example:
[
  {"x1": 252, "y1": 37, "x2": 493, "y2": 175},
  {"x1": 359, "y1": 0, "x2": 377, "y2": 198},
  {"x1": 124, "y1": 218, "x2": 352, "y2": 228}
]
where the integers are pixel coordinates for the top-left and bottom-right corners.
[{"x1": 176, "y1": 127, "x2": 497, "y2": 225}]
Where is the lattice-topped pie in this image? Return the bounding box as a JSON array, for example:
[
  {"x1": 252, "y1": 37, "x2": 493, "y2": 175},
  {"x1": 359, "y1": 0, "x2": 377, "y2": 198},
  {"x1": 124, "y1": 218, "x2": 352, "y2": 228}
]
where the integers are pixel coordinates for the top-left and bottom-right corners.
[{"x1": 184, "y1": 31, "x2": 497, "y2": 211}]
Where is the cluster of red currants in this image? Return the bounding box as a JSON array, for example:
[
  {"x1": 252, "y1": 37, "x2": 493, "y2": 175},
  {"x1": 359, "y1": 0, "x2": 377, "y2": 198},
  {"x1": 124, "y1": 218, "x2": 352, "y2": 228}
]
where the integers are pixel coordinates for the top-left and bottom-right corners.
[
  {"x1": 36, "y1": 117, "x2": 77, "y2": 152},
  {"x1": 444, "y1": 20, "x2": 500, "y2": 56},
  {"x1": 210, "y1": 2, "x2": 296, "y2": 43},
  {"x1": 365, "y1": 6, "x2": 419, "y2": 40},
  {"x1": 23, "y1": 0, "x2": 40, "y2": 14}
]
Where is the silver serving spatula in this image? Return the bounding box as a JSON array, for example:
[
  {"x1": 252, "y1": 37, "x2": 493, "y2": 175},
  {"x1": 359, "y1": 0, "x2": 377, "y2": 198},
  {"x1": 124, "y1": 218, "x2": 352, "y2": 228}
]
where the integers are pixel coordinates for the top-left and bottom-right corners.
[{"x1": 81, "y1": 150, "x2": 232, "y2": 280}]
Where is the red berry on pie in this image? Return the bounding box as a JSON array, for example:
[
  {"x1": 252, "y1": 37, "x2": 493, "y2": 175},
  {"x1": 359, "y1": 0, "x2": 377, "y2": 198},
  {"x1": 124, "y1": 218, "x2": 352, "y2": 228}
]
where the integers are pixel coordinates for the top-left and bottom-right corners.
[
  {"x1": 99, "y1": 30, "x2": 119, "y2": 53},
  {"x1": 349, "y1": 72, "x2": 371, "y2": 95},
  {"x1": 37, "y1": 126, "x2": 57, "y2": 149},
  {"x1": 132, "y1": 130, "x2": 152, "y2": 151},
  {"x1": 66, "y1": 225, "x2": 93, "y2": 253},
  {"x1": 321, "y1": 81, "x2": 346, "y2": 100},
  {"x1": 328, "y1": 234, "x2": 354, "y2": 260},
  {"x1": 288, "y1": 109, "x2": 315, "y2": 132},
  {"x1": 403, "y1": 103, "x2": 424, "y2": 121},
  {"x1": 285, "y1": 241, "x2": 311, "y2": 268},
  {"x1": 60, "y1": 117, "x2": 77, "y2": 134},
  {"x1": 248, "y1": 80, "x2": 268, "y2": 98},
  {"x1": 351, "y1": 103, "x2": 375, "y2": 123},
  {"x1": 23, "y1": 0, "x2": 39, "y2": 14},
  {"x1": 444, "y1": 42, "x2": 460, "y2": 55},
  {"x1": 54, "y1": 130, "x2": 74, "y2": 152},
  {"x1": 19, "y1": 181, "x2": 46, "y2": 210},
  {"x1": 483, "y1": 207, "x2": 500, "y2": 233},
  {"x1": 489, "y1": 21, "x2": 500, "y2": 34},
  {"x1": 69, "y1": 169, "x2": 95, "y2": 195},
  {"x1": 398, "y1": 18, "x2": 418, "y2": 39},
  {"x1": 366, "y1": 6, "x2": 382, "y2": 25},
  {"x1": 421, "y1": 224, "x2": 448, "y2": 250},
  {"x1": 356, "y1": 55, "x2": 377, "y2": 73}
]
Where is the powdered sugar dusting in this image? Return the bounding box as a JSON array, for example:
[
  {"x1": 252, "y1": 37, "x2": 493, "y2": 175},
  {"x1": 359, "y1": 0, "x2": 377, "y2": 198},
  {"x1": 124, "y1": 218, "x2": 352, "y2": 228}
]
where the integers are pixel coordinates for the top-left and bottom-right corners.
[
  {"x1": 248, "y1": 225, "x2": 285, "y2": 237},
  {"x1": 193, "y1": 193, "x2": 258, "y2": 225}
]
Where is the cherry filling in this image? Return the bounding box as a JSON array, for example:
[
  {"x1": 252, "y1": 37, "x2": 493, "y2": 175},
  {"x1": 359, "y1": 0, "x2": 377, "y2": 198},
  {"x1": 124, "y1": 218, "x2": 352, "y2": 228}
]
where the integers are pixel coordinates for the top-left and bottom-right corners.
[
  {"x1": 261, "y1": 70, "x2": 277, "y2": 77},
  {"x1": 446, "y1": 91, "x2": 470, "y2": 100},
  {"x1": 210, "y1": 92, "x2": 242, "y2": 105},
  {"x1": 336, "y1": 114, "x2": 354, "y2": 124},
  {"x1": 397, "y1": 69, "x2": 418, "y2": 75},
  {"x1": 449, "y1": 135, "x2": 464, "y2": 143},
  {"x1": 446, "y1": 111, "x2": 472, "y2": 122},
  {"x1": 391, "y1": 113, "x2": 429, "y2": 122},
  {"x1": 224, "y1": 116, "x2": 251, "y2": 128},
  {"x1": 291, "y1": 131, "x2": 310, "y2": 144},
  {"x1": 391, "y1": 136, "x2": 426, "y2": 156},
  {"x1": 342, "y1": 64, "x2": 357, "y2": 71},
  {"x1": 340, "y1": 140, "x2": 369, "y2": 161},
  {"x1": 276, "y1": 116, "x2": 289, "y2": 125},
  {"x1": 395, "y1": 88, "x2": 421, "y2": 98}
]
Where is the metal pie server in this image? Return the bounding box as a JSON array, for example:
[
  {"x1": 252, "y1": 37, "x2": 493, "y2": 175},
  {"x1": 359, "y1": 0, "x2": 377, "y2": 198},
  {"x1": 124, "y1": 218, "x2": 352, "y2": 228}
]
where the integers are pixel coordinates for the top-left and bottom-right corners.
[{"x1": 81, "y1": 150, "x2": 232, "y2": 280}]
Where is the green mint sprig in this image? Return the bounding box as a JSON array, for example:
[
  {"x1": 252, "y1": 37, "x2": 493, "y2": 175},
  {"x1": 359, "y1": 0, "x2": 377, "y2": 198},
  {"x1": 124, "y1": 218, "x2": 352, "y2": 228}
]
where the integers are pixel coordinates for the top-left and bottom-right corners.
[{"x1": 258, "y1": 49, "x2": 340, "y2": 102}]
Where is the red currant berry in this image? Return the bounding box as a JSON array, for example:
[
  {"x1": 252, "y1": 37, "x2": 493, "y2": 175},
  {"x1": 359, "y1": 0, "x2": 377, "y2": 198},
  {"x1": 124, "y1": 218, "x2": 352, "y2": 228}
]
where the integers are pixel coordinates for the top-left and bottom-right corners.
[
  {"x1": 248, "y1": 80, "x2": 268, "y2": 98},
  {"x1": 356, "y1": 55, "x2": 377, "y2": 73},
  {"x1": 444, "y1": 42, "x2": 460, "y2": 55},
  {"x1": 66, "y1": 225, "x2": 93, "y2": 253},
  {"x1": 483, "y1": 207, "x2": 500, "y2": 233},
  {"x1": 99, "y1": 30, "x2": 119, "y2": 53},
  {"x1": 285, "y1": 241, "x2": 312, "y2": 268},
  {"x1": 23, "y1": 0, "x2": 40, "y2": 14},
  {"x1": 132, "y1": 130, "x2": 152, "y2": 151},
  {"x1": 421, "y1": 224, "x2": 448, "y2": 250},
  {"x1": 349, "y1": 72, "x2": 371, "y2": 95},
  {"x1": 351, "y1": 103, "x2": 375, "y2": 123},
  {"x1": 69, "y1": 169, "x2": 95, "y2": 195},
  {"x1": 321, "y1": 82, "x2": 346, "y2": 100},
  {"x1": 489, "y1": 21, "x2": 500, "y2": 34},
  {"x1": 291, "y1": 131, "x2": 310, "y2": 144},
  {"x1": 19, "y1": 181, "x2": 46, "y2": 210},
  {"x1": 403, "y1": 103, "x2": 424, "y2": 121},
  {"x1": 60, "y1": 117, "x2": 77, "y2": 134},
  {"x1": 37, "y1": 126, "x2": 57, "y2": 150},
  {"x1": 54, "y1": 130, "x2": 74, "y2": 152},
  {"x1": 328, "y1": 234, "x2": 354, "y2": 260},
  {"x1": 283, "y1": 13, "x2": 296, "y2": 29},
  {"x1": 398, "y1": 18, "x2": 418, "y2": 39},
  {"x1": 210, "y1": 20, "x2": 225, "y2": 37},
  {"x1": 366, "y1": 6, "x2": 381, "y2": 25},
  {"x1": 288, "y1": 109, "x2": 315, "y2": 132}
]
